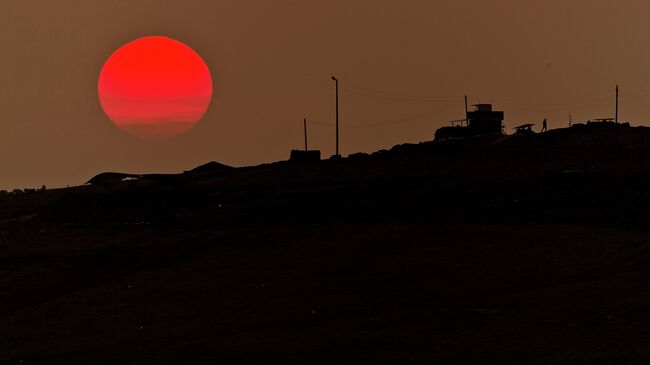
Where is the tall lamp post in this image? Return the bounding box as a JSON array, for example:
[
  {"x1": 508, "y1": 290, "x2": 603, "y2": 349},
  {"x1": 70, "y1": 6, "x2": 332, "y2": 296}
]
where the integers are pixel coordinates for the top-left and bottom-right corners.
[
  {"x1": 614, "y1": 85, "x2": 618, "y2": 124},
  {"x1": 331, "y1": 76, "x2": 339, "y2": 157}
]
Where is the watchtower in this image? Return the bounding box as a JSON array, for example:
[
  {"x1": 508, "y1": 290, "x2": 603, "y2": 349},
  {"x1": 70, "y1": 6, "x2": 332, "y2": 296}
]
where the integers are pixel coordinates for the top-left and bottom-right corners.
[{"x1": 467, "y1": 104, "x2": 504, "y2": 135}]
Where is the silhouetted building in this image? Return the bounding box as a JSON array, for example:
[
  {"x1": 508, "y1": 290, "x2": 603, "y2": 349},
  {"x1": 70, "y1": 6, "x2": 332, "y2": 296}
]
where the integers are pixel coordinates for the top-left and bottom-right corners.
[
  {"x1": 290, "y1": 150, "x2": 321, "y2": 162},
  {"x1": 435, "y1": 104, "x2": 505, "y2": 140},
  {"x1": 586, "y1": 118, "x2": 630, "y2": 128},
  {"x1": 467, "y1": 104, "x2": 504, "y2": 135},
  {"x1": 513, "y1": 123, "x2": 535, "y2": 135}
]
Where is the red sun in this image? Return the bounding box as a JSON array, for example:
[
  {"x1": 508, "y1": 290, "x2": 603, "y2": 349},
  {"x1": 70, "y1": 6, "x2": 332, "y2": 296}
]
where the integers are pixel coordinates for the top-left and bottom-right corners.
[{"x1": 98, "y1": 36, "x2": 213, "y2": 139}]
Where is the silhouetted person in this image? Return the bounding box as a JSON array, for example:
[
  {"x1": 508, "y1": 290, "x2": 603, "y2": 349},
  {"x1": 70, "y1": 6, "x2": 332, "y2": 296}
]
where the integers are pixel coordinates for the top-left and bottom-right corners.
[{"x1": 541, "y1": 118, "x2": 547, "y2": 132}]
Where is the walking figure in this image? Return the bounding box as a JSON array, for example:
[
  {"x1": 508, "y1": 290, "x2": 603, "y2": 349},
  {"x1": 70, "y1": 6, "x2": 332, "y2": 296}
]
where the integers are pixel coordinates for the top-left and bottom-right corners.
[{"x1": 541, "y1": 118, "x2": 548, "y2": 132}]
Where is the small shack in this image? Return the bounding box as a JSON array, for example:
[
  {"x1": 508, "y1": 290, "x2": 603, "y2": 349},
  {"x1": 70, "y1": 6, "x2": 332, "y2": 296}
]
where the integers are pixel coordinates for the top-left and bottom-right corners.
[
  {"x1": 290, "y1": 150, "x2": 321, "y2": 162},
  {"x1": 586, "y1": 118, "x2": 631, "y2": 128},
  {"x1": 289, "y1": 118, "x2": 321, "y2": 162},
  {"x1": 513, "y1": 123, "x2": 535, "y2": 135}
]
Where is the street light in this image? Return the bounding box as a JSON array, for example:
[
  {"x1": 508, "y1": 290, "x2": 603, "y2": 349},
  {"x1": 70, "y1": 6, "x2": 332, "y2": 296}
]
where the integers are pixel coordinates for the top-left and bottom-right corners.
[{"x1": 331, "y1": 76, "x2": 339, "y2": 156}]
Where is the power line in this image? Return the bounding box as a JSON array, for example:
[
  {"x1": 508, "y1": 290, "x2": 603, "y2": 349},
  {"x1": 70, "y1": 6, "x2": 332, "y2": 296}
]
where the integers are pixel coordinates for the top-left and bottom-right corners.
[
  {"x1": 343, "y1": 83, "x2": 620, "y2": 111},
  {"x1": 306, "y1": 112, "x2": 435, "y2": 129},
  {"x1": 340, "y1": 85, "x2": 434, "y2": 100},
  {"x1": 343, "y1": 85, "x2": 461, "y2": 103}
]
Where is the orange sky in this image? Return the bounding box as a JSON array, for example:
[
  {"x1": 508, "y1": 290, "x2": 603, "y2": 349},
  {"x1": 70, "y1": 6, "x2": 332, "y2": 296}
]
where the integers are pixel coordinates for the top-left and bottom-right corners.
[{"x1": 0, "y1": 0, "x2": 646, "y2": 188}]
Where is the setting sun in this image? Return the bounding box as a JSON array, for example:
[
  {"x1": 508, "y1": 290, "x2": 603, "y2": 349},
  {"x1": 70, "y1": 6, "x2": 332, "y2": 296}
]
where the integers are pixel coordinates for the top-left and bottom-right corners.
[{"x1": 98, "y1": 36, "x2": 213, "y2": 139}]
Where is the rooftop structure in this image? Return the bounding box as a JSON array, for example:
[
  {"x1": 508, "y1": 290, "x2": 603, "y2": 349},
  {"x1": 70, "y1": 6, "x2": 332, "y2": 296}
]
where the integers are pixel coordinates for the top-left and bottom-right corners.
[
  {"x1": 513, "y1": 123, "x2": 535, "y2": 135},
  {"x1": 435, "y1": 103, "x2": 505, "y2": 140},
  {"x1": 467, "y1": 104, "x2": 504, "y2": 135}
]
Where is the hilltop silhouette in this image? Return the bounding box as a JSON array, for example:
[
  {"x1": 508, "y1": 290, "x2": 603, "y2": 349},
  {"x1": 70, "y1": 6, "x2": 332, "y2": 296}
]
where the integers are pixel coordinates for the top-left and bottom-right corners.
[{"x1": 4, "y1": 123, "x2": 650, "y2": 363}]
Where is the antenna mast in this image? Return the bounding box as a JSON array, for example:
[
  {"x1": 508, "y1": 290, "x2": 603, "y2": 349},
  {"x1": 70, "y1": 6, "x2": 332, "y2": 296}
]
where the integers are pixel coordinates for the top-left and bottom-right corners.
[
  {"x1": 464, "y1": 95, "x2": 469, "y2": 127},
  {"x1": 304, "y1": 118, "x2": 308, "y2": 151},
  {"x1": 331, "y1": 76, "x2": 340, "y2": 156},
  {"x1": 615, "y1": 85, "x2": 619, "y2": 124}
]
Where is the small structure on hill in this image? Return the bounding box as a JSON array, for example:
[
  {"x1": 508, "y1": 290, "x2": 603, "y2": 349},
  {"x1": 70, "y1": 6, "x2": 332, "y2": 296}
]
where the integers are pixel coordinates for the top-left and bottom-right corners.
[
  {"x1": 189, "y1": 161, "x2": 234, "y2": 174},
  {"x1": 435, "y1": 103, "x2": 505, "y2": 140},
  {"x1": 289, "y1": 118, "x2": 321, "y2": 162},
  {"x1": 290, "y1": 150, "x2": 321, "y2": 162},
  {"x1": 513, "y1": 123, "x2": 535, "y2": 135},
  {"x1": 579, "y1": 86, "x2": 630, "y2": 128},
  {"x1": 587, "y1": 118, "x2": 630, "y2": 128},
  {"x1": 86, "y1": 172, "x2": 141, "y2": 187}
]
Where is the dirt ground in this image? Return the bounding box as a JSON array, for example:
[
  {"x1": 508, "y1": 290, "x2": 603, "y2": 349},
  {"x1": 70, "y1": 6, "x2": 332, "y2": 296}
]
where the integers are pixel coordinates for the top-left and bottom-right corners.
[{"x1": 3, "y1": 126, "x2": 650, "y2": 364}]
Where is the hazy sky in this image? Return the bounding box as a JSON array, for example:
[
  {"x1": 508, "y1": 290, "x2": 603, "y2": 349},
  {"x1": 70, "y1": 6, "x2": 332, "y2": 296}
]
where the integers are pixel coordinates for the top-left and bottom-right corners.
[{"x1": 0, "y1": 0, "x2": 646, "y2": 188}]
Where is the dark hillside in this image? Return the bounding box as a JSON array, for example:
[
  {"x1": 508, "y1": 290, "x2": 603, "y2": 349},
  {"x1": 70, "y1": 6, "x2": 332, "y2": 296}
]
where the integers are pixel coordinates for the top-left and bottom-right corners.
[{"x1": 3, "y1": 126, "x2": 650, "y2": 363}]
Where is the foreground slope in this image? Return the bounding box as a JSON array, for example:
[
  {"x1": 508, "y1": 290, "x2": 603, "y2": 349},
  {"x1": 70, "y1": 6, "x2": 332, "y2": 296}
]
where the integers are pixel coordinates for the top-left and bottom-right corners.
[{"x1": 3, "y1": 126, "x2": 650, "y2": 363}]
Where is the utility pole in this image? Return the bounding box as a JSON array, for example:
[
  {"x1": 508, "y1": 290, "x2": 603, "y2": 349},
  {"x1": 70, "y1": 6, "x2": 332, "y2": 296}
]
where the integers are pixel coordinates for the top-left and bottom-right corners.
[
  {"x1": 615, "y1": 85, "x2": 619, "y2": 124},
  {"x1": 464, "y1": 95, "x2": 469, "y2": 127},
  {"x1": 331, "y1": 76, "x2": 339, "y2": 156},
  {"x1": 304, "y1": 118, "x2": 308, "y2": 151}
]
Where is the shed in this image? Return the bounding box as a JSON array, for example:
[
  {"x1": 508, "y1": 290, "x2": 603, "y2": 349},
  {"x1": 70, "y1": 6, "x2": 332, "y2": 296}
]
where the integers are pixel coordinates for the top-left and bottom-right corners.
[{"x1": 289, "y1": 150, "x2": 321, "y2": 162}]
